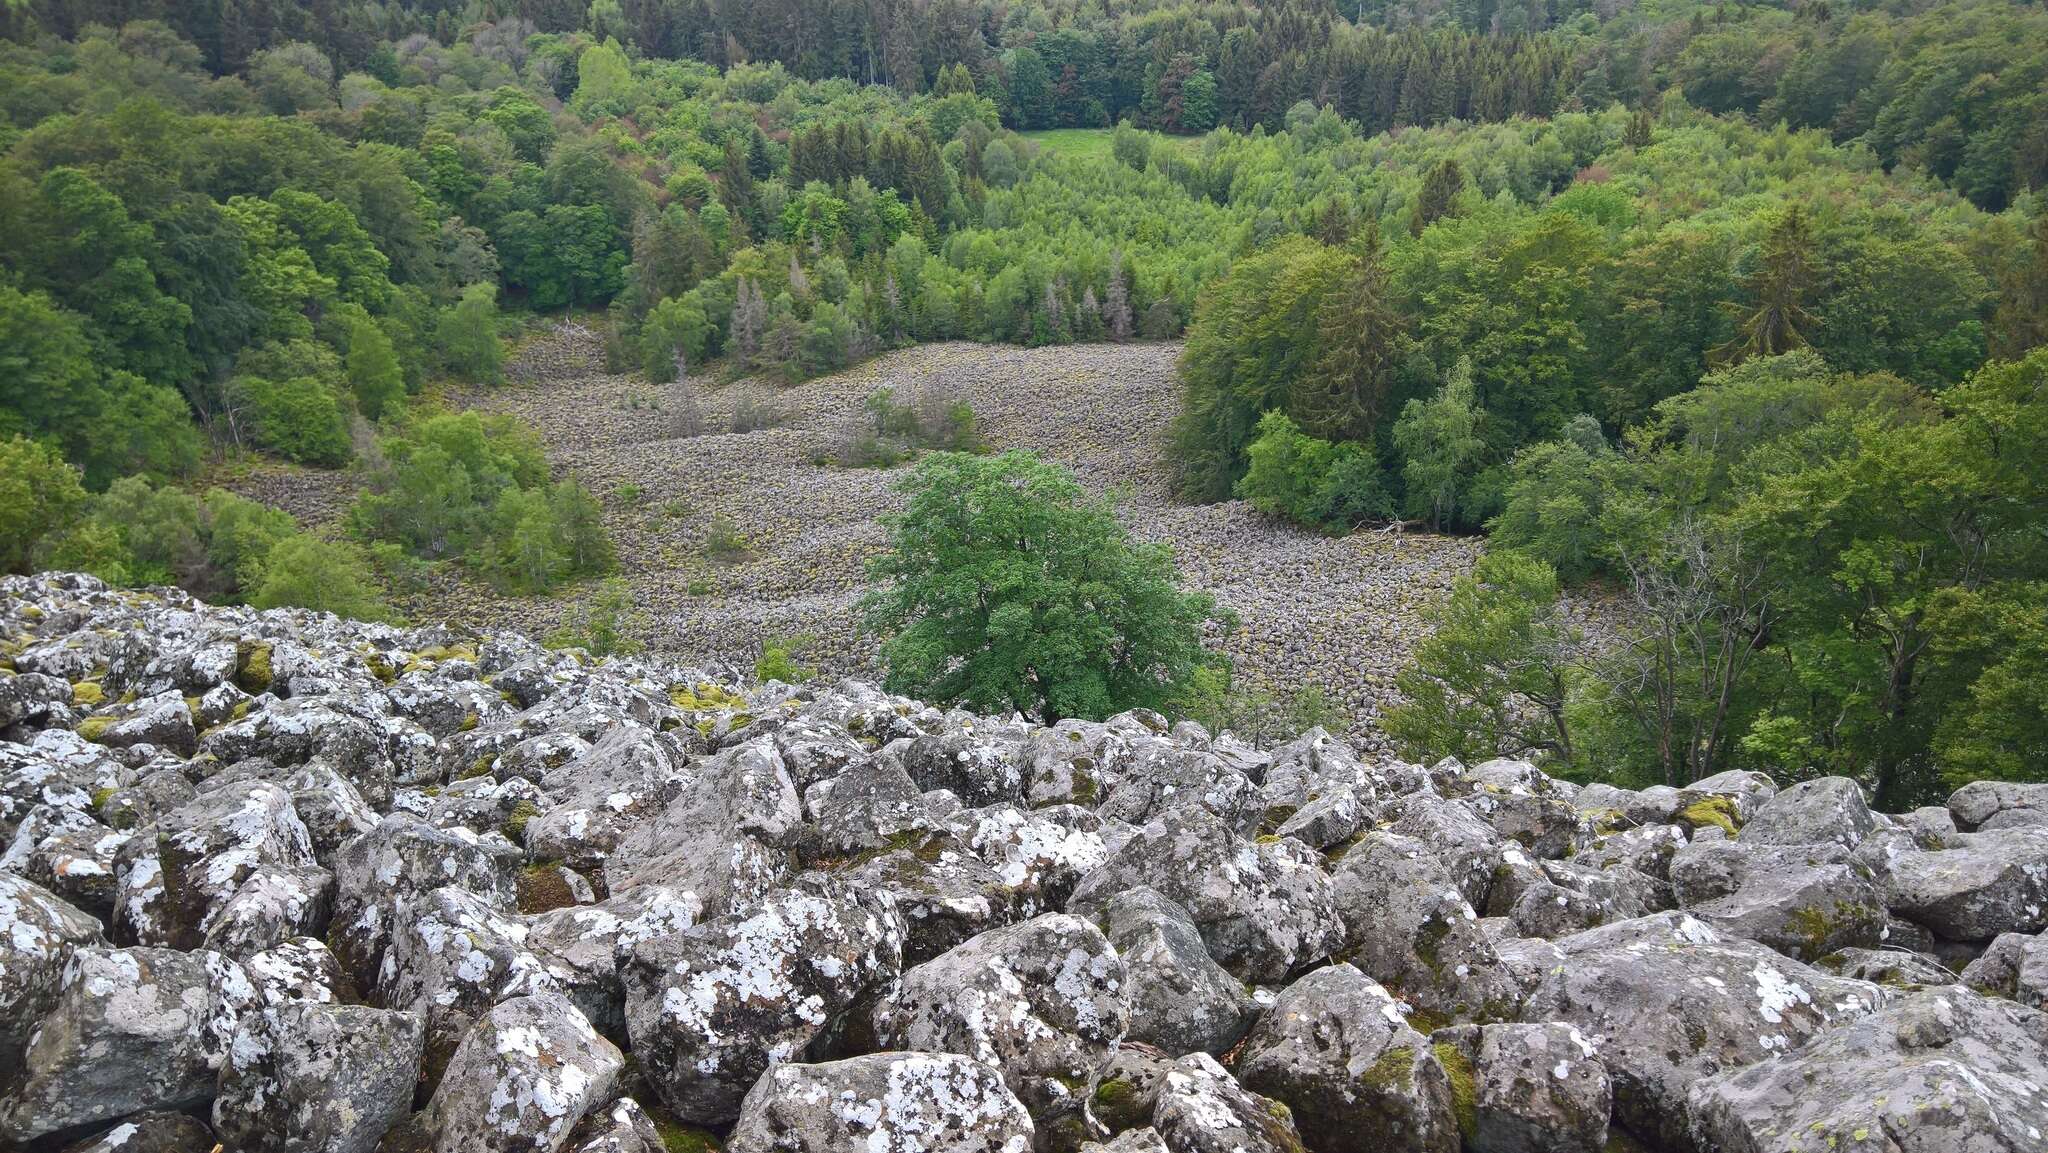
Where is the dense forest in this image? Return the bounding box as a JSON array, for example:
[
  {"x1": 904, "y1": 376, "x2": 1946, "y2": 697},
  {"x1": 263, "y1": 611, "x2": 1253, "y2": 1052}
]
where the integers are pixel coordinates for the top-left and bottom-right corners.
[{"x1": 1, "y1": 0, "x2": 2044, "y2": 798}]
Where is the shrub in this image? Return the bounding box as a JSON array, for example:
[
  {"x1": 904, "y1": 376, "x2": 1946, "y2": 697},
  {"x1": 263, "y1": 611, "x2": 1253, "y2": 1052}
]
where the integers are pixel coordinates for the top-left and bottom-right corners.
[
  {"x1": 250, "y1": 535, "x2": 393, "y2": 621},
  {"x1": 440, "y1": 281, "x2": 504, "y2": 384},
  {"x1": 755, "y1": 635, "x2": 816, "y2": 683},
  {"x1": 546, "y1": 577, "x2": 643, "y2": 656},
  {"x1": 233, "y1": 375, "x2": 352, "y2": 466},
  {"x1": 0, "y1": 437, "x2": 87, "y2": 574}
]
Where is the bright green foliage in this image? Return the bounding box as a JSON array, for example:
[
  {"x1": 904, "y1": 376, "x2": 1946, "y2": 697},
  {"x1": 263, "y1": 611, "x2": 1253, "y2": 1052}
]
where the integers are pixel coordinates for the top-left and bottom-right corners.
[
  {"x1": 344, "y1": 312, "x2": 405, "y2": 420},
  {"x1": 1234, "y1": 411, "x2": 1394, "y2": 534},
  {"x1": 0, "y1": 437, "x2": 88, "y2": 574},
  {"x1": 755, "y1": 636, "x2": 816, "y2": 684},
  {"x1": 861, "y1": 451, "x2": 1230, "y2": 722},
  {"x1": 232, "y1": 375, "x2": 351, "y2": 466},
  {"x1": 1386, "y1": 550, "x2": 1579, "y2": 765},
  {"x1": 36, "y1": 478, "x2": 313, "y2": 603},
  {"x1": 250, "y1": 534, "x2": 392, "y2": 621},
  {"x1": 440, "y1": 283, "x2": 503, "y2": 385},
  {"x1": 1392, "y1": 359, "x2": 1486, "y2": 531},
  {"x1": 1488, "y1": 420, "x2": 1616, "y2": 582},
  {"x1": 352, "y1": 411, "x2": 611, "y2": 595}
]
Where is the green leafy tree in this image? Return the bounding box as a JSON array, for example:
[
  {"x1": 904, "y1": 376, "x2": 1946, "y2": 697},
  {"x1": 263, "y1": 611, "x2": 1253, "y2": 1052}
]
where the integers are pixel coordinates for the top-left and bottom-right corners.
[
  {"x1": 232, "y1": 376, "x2": 351, "y2": 466},
  {"x1": 1392, "y1": 357, "x2": 1486, "y2": 530},
  {"x1": 546, "y1": 577, "x2": 643, "y2": 656},
  {"x1": 251, "y1": 535, "x2": 393, "y2": 621},
  {"x1": 0, "y1": 437, "x2": 87, "y2": 574},
  {"x1": 440, "y1": 282, "x2": 504, "y2": 384},
  {"x1": 1386, "y1": 550, "x2": 1579, "y2": 764},
  {"x1": 1410, "y1": 158, "x2": 1465, "y2": 236},
  {"x1": 861, "y1": 451, "x2": 1229, "y2": 721},
  {"x1": 345, "y1": 312, "x2": 404, "y2": 420}
]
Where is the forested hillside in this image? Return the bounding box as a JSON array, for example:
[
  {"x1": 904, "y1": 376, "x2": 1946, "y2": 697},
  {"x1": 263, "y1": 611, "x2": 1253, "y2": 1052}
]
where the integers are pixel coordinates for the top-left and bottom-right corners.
[{"x1": 1, "y1": 0, "x2": 2044, "y2": 799}]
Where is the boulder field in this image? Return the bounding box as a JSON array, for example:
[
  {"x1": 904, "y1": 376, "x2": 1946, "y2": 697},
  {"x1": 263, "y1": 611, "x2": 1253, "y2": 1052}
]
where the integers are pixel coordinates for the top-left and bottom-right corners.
[{"x1": 2, "y1": 571, "x2": 2045, "y2": 1153}]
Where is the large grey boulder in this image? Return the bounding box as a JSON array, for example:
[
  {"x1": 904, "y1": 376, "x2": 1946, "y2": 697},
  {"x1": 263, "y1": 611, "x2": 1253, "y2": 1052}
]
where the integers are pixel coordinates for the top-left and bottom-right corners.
[
  {"x1": 1947, "y1": 780, "x2": 2048, "y2": 831},
  {"x1": 1669, "y1": 839, "x2": 1886, "y2": 962},
  {"x1": 377, "y1": 884, "x2": 560, "y2": 1019},
  {"x1": 726, "y1": 1052, "x2": 1035, "y2": 1153},
  {"x1": 946, "y1": 803, "x2": 1108, "y2": 917},
  {"x1": 1151, "y1": 1053, "x2": 1306, "y2": 1153},
  {"x1": 212, "y1": 1001, "x2": 425, "y2": 1153},
  {"x1": 879, "y1": 913, "x2": 1126, "y2": 1138},
  {"x1": 0, "y1": 872, "x2": 104, "y2": 1077},
  {"x1": 56, "y1": 1112, "x2": 215, "y2": 1152},
  {"x1": 329, "y1": 813, "x2": 522, "y2": 990},
  {"x1": 603, "y1": 737, "x2": 800, "y2": 915},
  {"x1": 1881, "y1": 828, "x2": 2048, "y2": 942},
  {"x1": 622, "y1": 877, "x2": 904, "y2": 1125},
  {"x1": 0, "y1": 946, "x2": 256, "y2": 1143},
  {"x1": 1328, "y1": 831, "x2": 1521, "y2": 1023},
  {"x1": 155, "y1": 779, "x2": 318, "y2": 950},
  {"x1": 1687, "y1": 986, "x2": 2048, "y2": 1152},
  {"x1": 1959, "y1": 931, "x2": 2048, "y2": 1007},
  {"x1": 1068, "y1": 807, "x2": 1341, "y2": 983},
  {"x1": 564, "y1": 1097, "x2": 669, "y2": 1153},
  {"x1": 1235, "y1": 963, "x2": 1458, "y2": 1153},
  {"x1": 526, "y1": 883, "x2": 704, "y2": 1041},
  {"x1": 840, "y1": 844, "x2": 1016, "y2": 965},
  {"x1": 1520, "y1": 912, "x2": 1882, "y2": 1151},
  {"x1": 420, "y1": 991, "x2": 623, "y2": 1153},
  {"x1": 1739, "y1": 776, "x2": 1876, "y2": 849},
  {"x1": 1431, "y1": 1022, "x2": 1610, "y2": 1153},
  {"x1": 1104, "y1": 887, "x2": 1257, "y2": 1057}
]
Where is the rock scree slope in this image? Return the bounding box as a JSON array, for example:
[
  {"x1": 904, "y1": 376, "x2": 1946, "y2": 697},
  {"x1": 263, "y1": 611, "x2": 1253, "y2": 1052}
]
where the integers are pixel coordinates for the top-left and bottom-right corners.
[
  {"x1": 3, "y1": 572, "x2": 2047, "y2": 1153},
  {"x1": 246, "y1": 328, "x2": 1503, "y2": 751}
]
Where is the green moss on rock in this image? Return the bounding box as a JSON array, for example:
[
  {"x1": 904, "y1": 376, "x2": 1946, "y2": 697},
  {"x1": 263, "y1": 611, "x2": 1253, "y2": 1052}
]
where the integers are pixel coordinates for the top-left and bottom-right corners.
[
  {"x1": 1433, "y1": 1042, "x2": 1479, "y2": 1137},
  {"x1": 1678, "y1": 795, "x2": 1739, "y2": 836},
  {"x1": 235, "y1": 641, "x2": 274, "y2": 694}
]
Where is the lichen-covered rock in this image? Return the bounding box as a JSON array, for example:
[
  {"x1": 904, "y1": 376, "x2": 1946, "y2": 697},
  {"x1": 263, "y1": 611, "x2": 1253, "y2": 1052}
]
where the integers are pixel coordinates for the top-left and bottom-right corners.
[
  {"x1": 564, "y1": 1096, "x2": 670, "y2": 1153},
  {"x1": 1816, "y1": 946, "x2": 1956, "y2": 990},
  {"x1": 1880, "y1": 828, "x2": 2048, "y2": 942},
  {"x1": 212, "y1": 1001, "x2": 425, "y2": 1153},
  {"x1": 800, "y1": 755, "x2": 933, "y2": 861},
  {"x1": 243, "y1": 935, "x2": 345, "y2": 1004},
  {"x1": 1670, "y1": 839, "x2": 1886, "y2": 962},
  {"x1": 623, "y1": 877, "x2": 903, "y2": 1125},
  {"x1": 1328, "y1": 831, "x2": 1521, "y2": 1023},
  {"x1": 1740, "y1": 776, "x2": 1876, "y2": 849},
  {"x1": 1958, "y1": 931, "x2": 2048, "y2": 1007},
  {"x1": 1567, "y1": 822, "x2": 1689, "y2": 882},
  {"x1": 839, "y1": 843, "x2": 1018, "y2": 964},
  {"x1": 604, "y1": 737, "x2": 799, "y2": 915},
  {"x1": 57, "y1": 1111, "x2": 215, "y2": 1152},
  {"x1": 1150, "y1": 1053, "x2": 1305, "y2": 1153},
  {"x1": 26, "y1": 823, "x2": 131, "y2": 915},
  {"x1": 1687, "y1": 986, "x2": 2048, "y2": 1153},
  {"x1": 378, "y1": 884, "x2": 560, "y2": 1019},
  {"x1": 725, "y1": 1052, "x2": 1034, "y2": 1153},
  {"x1": 879, "y1": 912, "x2": 1126, "y2": 1138},
  {"x1": 1079, "y1": 1129, "x2": 1169, "y2": 1153},
  {"x1": 421, "y1": 991, "x2": 623, "y2": 1153},
  {"x1": 94, "y1": 690, "x2": 198, "y2": 756},
  {"x1": 1068, "y1": 807, "x2": 1341, "y2": 984},
  {"x1": 1021, "y1": 720, "x2": 1132, "y2": 809},
  {"x1": 0, "y1": 946, "x2": 256, "y2": 1143},
  {"x1": 1947, "y1": 780, "x2": 2048, "y2": 832},
  {"x1": 525, "y1": 883, "x2": 703, "y2": 1041},
  {"x1": 1271, "y1": 787, "x2": 1365, "y2": 851},
  {"x1": 1386, "y1": 792, "x2": 1504, "y2": 911},
  {"x1": 896, "y1": 728, "x2": 1025, "y2": 808},
  {"x1": 1104, "y1": 887, "x2": 1257, "y2": 1057},
  {"x1": 1430, "y1": 1022, "x2": 1610, "y2": 1153},
  {"x1": 0, "y1": 872, "x2": 104, "y2": 1076},
  {"x1": 1520, "y1": 913, "x2": 1882, "y2": 1152},
  {"x1": 1235, "y1": 963, "x2": 1458, "y2": 1153},
  {"x1": 328, "y1": 813, "x2": 522, "y2": 990},
  {"x1": 946, "y1": 803, "x2": 1108, "y2": 916}
]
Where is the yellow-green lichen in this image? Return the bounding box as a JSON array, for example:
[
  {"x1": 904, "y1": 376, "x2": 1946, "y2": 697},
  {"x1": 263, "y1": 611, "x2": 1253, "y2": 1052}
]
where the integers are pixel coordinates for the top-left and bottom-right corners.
[
  {"x1": 90, "y1": 786, "x2": 117, "y2": 810},
  {"x1": 71, "y1": 681, "x2": 104, "y2": 706},
  {"x1": 462, "y1": 756, "x2": 496, "y2": 781},
  {"x1": 458, "y1": 712, "x2": 480, "y2": 732},
  {"x1": 669, "y1": 681, "x2": 746, "y2": 711},
  {"x1": 77, "y1": 715, "x2": 115, "y2": 743}
]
